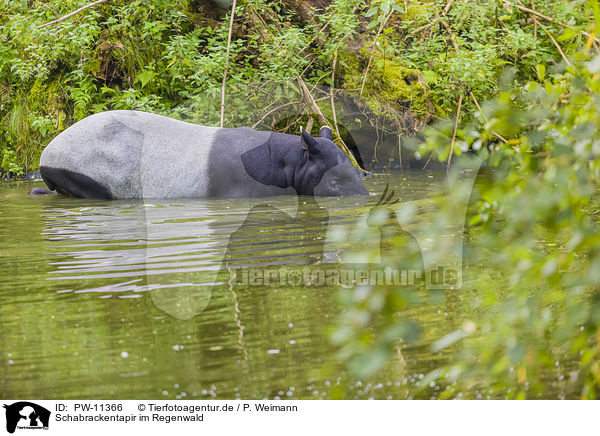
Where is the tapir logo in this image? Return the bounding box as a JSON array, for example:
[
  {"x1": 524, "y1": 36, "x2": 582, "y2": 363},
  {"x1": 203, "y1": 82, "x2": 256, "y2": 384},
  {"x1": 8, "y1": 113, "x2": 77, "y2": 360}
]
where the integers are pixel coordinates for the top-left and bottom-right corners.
[{"x1": 2, "y1": 402, "x2": 50, "y2": 433}]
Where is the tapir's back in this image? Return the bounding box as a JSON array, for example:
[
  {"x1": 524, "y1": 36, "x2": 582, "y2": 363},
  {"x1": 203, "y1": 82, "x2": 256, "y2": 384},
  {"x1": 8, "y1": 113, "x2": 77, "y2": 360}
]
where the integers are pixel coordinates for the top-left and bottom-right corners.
[
  {"x1": 39, "y1": 109, "x2": 367, "y2": 199},
  {"x1": 40, "y1": 111, "x2": 220, "y2": 198}
]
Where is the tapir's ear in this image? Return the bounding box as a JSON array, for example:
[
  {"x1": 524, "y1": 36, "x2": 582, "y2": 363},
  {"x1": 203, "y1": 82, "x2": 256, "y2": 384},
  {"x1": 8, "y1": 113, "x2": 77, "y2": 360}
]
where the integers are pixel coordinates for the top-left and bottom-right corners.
[
  {"x1": 300, "y1": 127, "x2": 318, "y2": 152},
  {"x1": 319, "y1": 126, "x2": 333, "y2": 140}
]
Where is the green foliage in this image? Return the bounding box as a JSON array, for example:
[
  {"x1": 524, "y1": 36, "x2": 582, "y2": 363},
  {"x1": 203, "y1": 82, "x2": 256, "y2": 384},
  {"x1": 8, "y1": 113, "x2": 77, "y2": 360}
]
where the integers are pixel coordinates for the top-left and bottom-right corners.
[
  {"x1": 437, "y1": 54, "x2": 600, "y2": 398},
  {"x1": 0, "y1": 0, "x2": 594, "y2": 173},
  {"x1": 1, "y1": 149, "x2": 22, "y2": 175},
  {"x1": 344, "y1": 55, "x2": 434, "y2": 118},
  {"x1": 0, "y1": 0, "x2": 190, "y2": 173},
  {"x1": 388, "y1": 0, "x2": 591, "y2": 116},
  {"x1": 335, "y1": 51, "x2": 600, "y2": 398}
]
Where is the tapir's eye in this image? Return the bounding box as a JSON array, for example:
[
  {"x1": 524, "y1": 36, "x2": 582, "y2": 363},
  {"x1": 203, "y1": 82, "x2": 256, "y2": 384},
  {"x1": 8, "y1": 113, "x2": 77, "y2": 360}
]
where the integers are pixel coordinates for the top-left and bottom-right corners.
[{"x1": 329, "y1": 179, "x2": 339, "y2": 188}]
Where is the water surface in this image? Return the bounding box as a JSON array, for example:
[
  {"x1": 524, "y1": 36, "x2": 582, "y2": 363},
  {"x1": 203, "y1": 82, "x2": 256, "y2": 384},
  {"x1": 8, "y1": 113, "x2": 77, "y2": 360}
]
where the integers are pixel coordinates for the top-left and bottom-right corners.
[{"x1": 1, "y1": 171, "x2": 477, "y2": 399}]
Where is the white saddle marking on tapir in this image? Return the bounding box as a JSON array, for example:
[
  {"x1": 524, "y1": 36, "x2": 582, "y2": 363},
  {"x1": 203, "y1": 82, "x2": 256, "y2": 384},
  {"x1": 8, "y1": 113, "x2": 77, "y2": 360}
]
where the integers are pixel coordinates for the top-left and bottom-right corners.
[
  {"x1": 40, "y1": 110, "x2": 219, "y2": 198},
  {"x1": 115, "y1": 111, "x2": 218, "y2": 199}
]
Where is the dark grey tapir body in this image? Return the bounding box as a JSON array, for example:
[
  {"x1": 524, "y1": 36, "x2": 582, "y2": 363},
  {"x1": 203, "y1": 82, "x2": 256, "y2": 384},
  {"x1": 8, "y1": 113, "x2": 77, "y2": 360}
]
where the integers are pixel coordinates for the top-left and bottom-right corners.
[{"x1": 38, "y1": 110, "x2": 368, "y2": 199}]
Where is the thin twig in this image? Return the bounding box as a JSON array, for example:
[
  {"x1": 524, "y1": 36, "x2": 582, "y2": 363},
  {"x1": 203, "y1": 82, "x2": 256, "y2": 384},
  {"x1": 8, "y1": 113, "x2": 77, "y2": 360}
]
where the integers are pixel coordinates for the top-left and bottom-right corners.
[
  {"x1": 373, "y1": 117, "x2": 380, "y2": 163},
  {"x1": 442, "y1": 0, "x2": 455, "y2": 16},
  {"x1": 298, "y1": 77, "x2": 366, "y2": 172},
  {"x1": 532, "y1": 16, "x2": 572, "y2": 66},
  {"x1": 41, "y1": 3, "x2": 60, "y2": 17},
  {"x1": 469, "y1": 92, "x2": 509, "y2": 143},
  {"x1": 298, "y1": 78, "x2": 331, "y2": 130},
  {"x1": 531, "y1": 0, "x2": 537, "y2": 49},
  {"x1": 447, "y1": 94, "x2": 463, "y2": 172},
  {"x1": 501, "y1": 0, "x2": 600, "y2": 43},
  {"x1": 247, "y1": 5, "x2": 273, "y2": 41},
  {"x1": 295, "y1": 5, "x2": 359, "y2": 59},
  {"x1": 330, "y1": 51, "x2": 343, "y2": 141},
  {"x1": 38, "y1": 0, "x2": 109, "y2": 28},
  {"x1": 292, "y1": 5, "x2": 360, "y2": 78},
  {"x1": 397, "y1": 125, "x2": 403, "y2": 170},
  {"x1": 306, "y1": 114, "x2": 315, "y2": 134},
  {"x1": 360, "y1": 10, "x2": 394, "y2": 96},
  {"x1": 422, "y1": 153, "x2": 432, "y2": 169},
  {"x1": 440, "y1": 19, "x2": 459, "y2": 50},
  {"x1": 310, "y1": 69, "x2": 334, "y2": 94},
  {"x1": 299, "y1": 55, "x2": 319, "y2": 79},
  {"x1": 251, "y1": 100, "x2": 302, "y2": 129},
  {"x1": 220, "y1": 0, "x2": 237, "y2": 128},
  {"x1": 298, "y1": 22, "x2": 331, "y2": 56},
  {"x1": 410, "y1": 17, "x2": 443, "y2": 35},
  {"x1": 298, "y1": 78, "x2": 329, "y2": 130}
]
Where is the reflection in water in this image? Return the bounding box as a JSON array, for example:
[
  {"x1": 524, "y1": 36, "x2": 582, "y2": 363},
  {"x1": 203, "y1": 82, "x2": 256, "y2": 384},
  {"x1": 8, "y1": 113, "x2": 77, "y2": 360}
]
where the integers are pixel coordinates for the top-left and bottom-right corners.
[
  {"x1": 40, "y1": 197, "x2": 332, "y2": 319},
  {"x1": 366, "y1": 183, "x2": 425, "y2": 274},
  {"x1": 145, "y1": 197, "x2": 330, "y2": 320},
  {"x1": 1, "y1": 172, "x2": 474, "y2": 399}
]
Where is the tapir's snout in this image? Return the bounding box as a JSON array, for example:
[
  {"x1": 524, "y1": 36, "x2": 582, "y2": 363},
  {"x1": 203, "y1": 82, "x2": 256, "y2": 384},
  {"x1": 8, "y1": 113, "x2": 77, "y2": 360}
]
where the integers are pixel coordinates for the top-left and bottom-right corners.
[
  {"x1": 351, "y1": 179, "x2": 370, "y2": 196},
  {"x1": 339, "y1": 182, "x2": 369, "y2": 197},
  {"x1": 313, "y1": 166, "x2": 369, "y2": 197}
]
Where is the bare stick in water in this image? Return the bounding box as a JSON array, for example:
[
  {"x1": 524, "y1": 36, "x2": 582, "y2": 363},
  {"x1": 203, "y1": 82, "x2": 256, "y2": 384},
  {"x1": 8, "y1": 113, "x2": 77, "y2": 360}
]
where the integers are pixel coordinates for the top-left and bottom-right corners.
[{"x1": 447, "y1": 94, "x2": 463, "y2": 172}]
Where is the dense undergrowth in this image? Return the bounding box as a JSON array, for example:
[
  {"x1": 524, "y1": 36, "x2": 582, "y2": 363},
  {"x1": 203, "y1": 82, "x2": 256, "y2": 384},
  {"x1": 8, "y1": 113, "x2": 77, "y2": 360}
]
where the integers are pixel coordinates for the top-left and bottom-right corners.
[
  {"x1": 335, "y1": 52, "x2": 600, "y2": 398},
  {"x1": 0, "y1": 0, "x2": 594, "y2": 173}
]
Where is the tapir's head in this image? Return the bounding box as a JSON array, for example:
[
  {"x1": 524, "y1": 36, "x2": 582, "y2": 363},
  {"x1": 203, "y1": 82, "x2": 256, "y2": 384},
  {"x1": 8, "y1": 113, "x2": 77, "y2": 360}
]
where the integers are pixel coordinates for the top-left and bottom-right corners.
[{"x1": 295, "y1": 126, "x2": 369, "y2": 197}]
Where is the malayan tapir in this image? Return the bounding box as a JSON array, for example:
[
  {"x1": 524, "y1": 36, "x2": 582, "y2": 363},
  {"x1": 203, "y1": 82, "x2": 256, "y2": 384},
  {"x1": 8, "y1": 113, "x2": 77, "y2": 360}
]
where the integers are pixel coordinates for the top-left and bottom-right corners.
[{"x1": 37, "y1": 110, "x2": 368, "y2": 199}]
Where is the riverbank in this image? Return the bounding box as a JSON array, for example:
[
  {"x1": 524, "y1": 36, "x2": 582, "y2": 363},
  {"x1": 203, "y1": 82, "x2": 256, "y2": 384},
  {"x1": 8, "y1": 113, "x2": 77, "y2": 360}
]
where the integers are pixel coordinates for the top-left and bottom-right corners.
[{"x1": 1, "y1": 170, "x2": 42, "y2": 182}]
